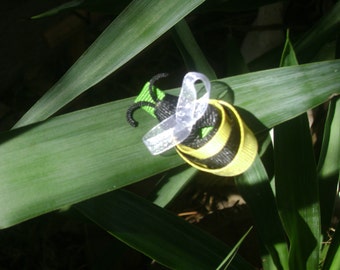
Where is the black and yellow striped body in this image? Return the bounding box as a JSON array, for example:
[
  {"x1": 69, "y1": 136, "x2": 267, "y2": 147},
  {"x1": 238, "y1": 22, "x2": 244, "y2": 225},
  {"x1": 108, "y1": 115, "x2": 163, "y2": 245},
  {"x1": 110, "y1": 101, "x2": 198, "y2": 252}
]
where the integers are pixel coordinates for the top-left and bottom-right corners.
[
  {"x1": 176, "y1": 99, "x2": 257, "y2": 176},
  {"x1": 126, "y1": 76, "x2": 258, "y2": 177}
]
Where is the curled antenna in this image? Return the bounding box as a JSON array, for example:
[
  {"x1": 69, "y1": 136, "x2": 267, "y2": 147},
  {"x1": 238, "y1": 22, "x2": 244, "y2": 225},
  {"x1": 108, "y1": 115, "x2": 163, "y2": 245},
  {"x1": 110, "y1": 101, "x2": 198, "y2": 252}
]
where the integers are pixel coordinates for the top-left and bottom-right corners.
[
  {"x1": 126, "y1": 73, "x2": 168, "y2": 127},
  {"x1": 126, "y1": 101, "x2": 155, "y2": 127},
  {"x1": 149, "y1": 73, "x2": 168, "y2": 102}
]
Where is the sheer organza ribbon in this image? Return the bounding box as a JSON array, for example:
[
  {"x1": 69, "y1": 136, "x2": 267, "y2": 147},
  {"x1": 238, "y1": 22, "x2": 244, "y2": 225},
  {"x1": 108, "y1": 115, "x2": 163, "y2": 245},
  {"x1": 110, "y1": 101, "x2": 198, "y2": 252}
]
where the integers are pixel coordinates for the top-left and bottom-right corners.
[{"x1": 143, "y1": 72, "x2": 211, "y2": 155}]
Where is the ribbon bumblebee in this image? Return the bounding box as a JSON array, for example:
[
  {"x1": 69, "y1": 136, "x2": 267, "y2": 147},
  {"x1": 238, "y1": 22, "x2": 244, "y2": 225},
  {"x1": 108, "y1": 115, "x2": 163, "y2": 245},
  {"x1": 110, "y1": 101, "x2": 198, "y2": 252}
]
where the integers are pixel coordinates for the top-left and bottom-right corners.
[{"x1": 126, "y1": 72, "x2": 258, "y2": 176}]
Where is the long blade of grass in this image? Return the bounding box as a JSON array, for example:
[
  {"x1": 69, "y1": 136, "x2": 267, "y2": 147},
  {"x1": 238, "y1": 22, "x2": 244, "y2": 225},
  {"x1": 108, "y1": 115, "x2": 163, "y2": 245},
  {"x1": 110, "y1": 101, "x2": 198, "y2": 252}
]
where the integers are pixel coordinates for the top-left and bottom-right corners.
[
  {"x1": 274, "y1": 35, "x2": 320, "y2": 269},
  {"x1": 216, "y1": 226, "x2": 253, "y2": 270},
  {"x1": 75, "y1": 189, "x2": 254, "y2": 270},
  {"x1": 31, "y1": 0, "x2": 84, "y2": 19},
  {"x1": 14, "y1": 0, "x2": 205, "y2": 128},
  {"x1": 274, "y1": 111, "x2": 320, "y2": 270},
  {"x1": 235, "y1": 156, "x2": 289, "y2": 270},
  {"x1": 318, "y1": 97, "x2": 340, "y2": 232},
  {"x1": 1, "y1": 61, "x2": 339, "y2": 229}
]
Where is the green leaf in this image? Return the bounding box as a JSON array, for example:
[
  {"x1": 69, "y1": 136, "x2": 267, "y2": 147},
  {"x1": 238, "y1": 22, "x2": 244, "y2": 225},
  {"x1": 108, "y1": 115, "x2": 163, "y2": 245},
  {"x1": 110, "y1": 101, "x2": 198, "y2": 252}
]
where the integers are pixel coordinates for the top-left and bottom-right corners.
[
  {"x1": 223, "y1": 60, "x2": 340, "y2": 130},
  {"x1": 274, "y1": 114, "x2": 320, "y2": 270},
  {"x1": 15, "y1": 0, "x2": 205, "y2": 128},
  {"x1": 318, "y1": 96, "x2": 340, "y2": 176},
  {"x1": 1, "y1": 61, "x2": 339, "y2": 229},
  {"x1": 216, "y1": 226, "x2": 253, "y2": 270},
  {"x1": 318, "y1": 97, "x2": 340, "y2": 232},
  {"x1": 75, "y1": 189, "x2": 254, "y2": 270},
  {"x1": 274, "y1": 34, "x2": 320, "y2": 270},
  {"x1": 31, "y1": 0, "x2": 84, "y2": 19},
  {"x1": 150, "y1": 166, "x2": 198, "y2": 207},
  {"x1": 0, "y1": 99, "x2": 183, "y2": 229},
  {"x1": 235, "y1": 156, "x2": 289, "y2": 270},
  {"x1": 280, "y1": 30, "x2": 298, "y2": 67}
]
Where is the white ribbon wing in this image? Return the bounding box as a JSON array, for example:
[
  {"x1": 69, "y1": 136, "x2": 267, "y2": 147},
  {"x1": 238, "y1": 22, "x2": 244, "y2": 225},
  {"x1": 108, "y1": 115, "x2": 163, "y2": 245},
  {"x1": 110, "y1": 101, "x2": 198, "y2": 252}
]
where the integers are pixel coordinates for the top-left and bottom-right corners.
[{"x1": 143, "y1": 72, "x2": 211, "y2": 155}]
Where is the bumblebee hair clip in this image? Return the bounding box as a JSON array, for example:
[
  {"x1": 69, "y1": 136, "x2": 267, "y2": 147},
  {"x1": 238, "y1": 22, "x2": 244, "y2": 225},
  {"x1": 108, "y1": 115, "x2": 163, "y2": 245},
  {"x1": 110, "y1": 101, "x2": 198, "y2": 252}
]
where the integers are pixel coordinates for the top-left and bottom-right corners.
[{"x1": 126, "y1": 72, "x2": 258, "y2": 176}]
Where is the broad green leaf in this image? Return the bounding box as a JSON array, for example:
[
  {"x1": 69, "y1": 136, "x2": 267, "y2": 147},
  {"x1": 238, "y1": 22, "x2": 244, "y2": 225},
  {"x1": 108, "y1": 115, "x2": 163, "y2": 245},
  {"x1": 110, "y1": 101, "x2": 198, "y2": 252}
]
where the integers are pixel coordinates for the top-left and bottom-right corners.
[
  {"x1": 75, "y1": 189, "x2": 254, "y2": 270},
  {"x1": 15, "y1": 0, "x2": 205, "y2": 128},
  {"x1": 274, "y1": 114, "x2": 320, "y2": 270},
  {"x1": 274, "y1": 37, "x2": 320, "y2": 269},
  {"x1": 318, "y1": 97, "x2": 340, "y2": 232},
  {"x1": 235, "y1": 156, "x2": 289, "y2": 270},
  {"x1": 317, "y1": 97, "x2": 340, "y2": 175},
  {"x1": 0, "y1": 99, "x2": 182, "y2": 229},
  {"x1": 1, "y1": 61, "x2": 339, "y2": 228},
  {"x1": 224, "y1": 60, "x2": 340, "y2": 130}
]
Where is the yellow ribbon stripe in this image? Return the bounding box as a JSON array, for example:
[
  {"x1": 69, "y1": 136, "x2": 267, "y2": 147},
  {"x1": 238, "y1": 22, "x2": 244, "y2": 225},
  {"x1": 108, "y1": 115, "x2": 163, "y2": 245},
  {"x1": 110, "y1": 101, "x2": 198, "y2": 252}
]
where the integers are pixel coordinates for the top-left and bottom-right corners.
[
  {"x1": 176, "y1": 100, "x2": 258, "y2": 177},
  {"x1": 176, "y1": 100, "x2": 232, "y2": 159}
]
